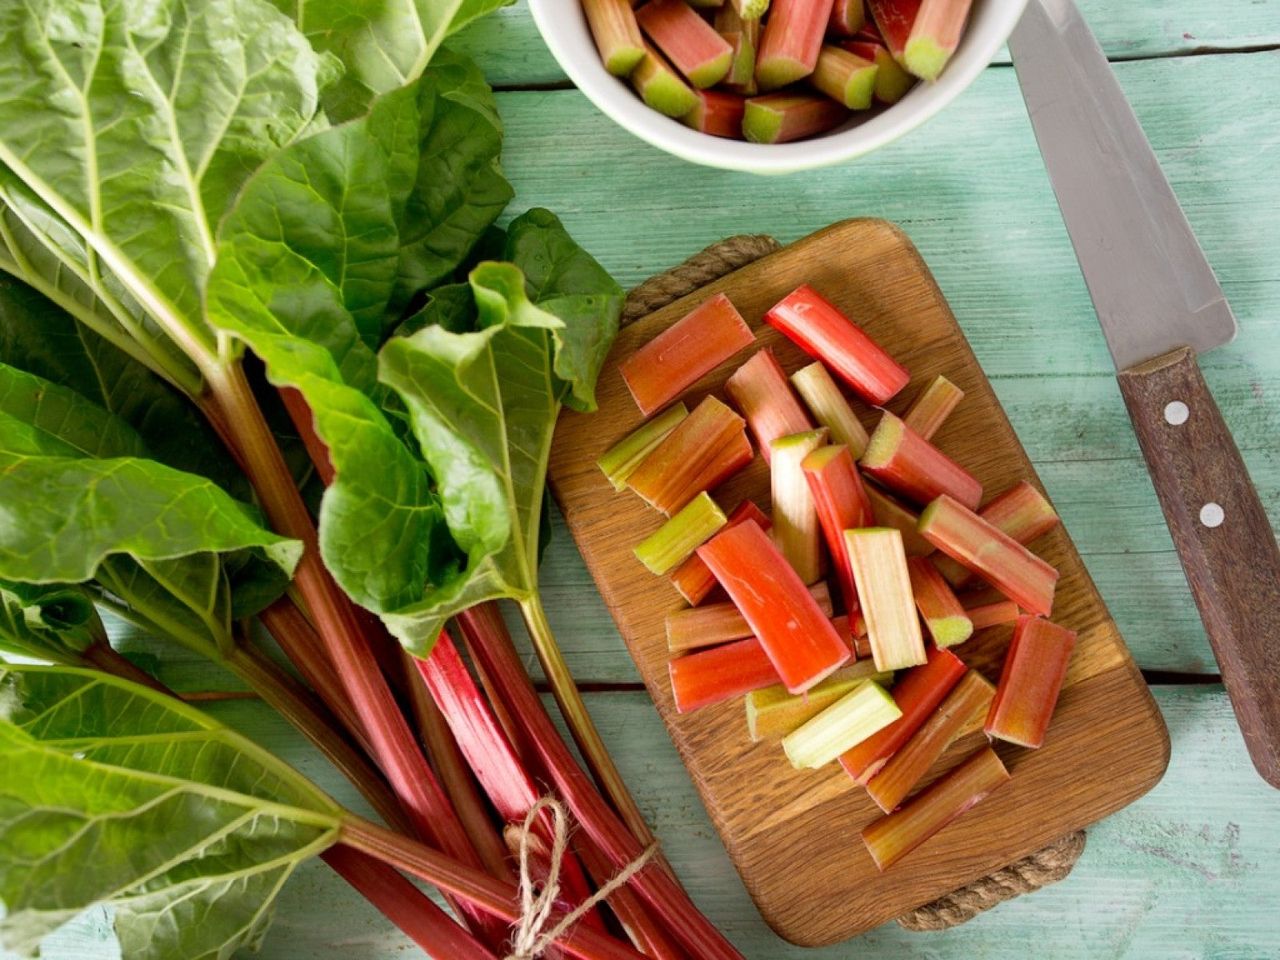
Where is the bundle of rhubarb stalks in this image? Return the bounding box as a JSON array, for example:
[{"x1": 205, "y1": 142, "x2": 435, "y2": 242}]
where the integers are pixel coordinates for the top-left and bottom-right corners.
[
  {"x1": 599, "y1": 285, "x2": 1076, "y2": 870},
  {"x1": 582, "y1": 0, "x2": 972, "y2": 142}
]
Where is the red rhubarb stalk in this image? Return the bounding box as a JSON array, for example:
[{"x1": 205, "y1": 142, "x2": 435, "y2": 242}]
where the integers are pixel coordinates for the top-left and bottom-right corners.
[
  {"x1": 628, "y1": 395, "x2": 751, "y2": 515},
  {"x1": 756, "y1": 0, "x2": 833, "y2": 89},
  {"x1": 829, "y1": 0, "x2": 866, "y2": 36},
  {"x1": 803, "y1": 444, "x2": 873, "y2": 611},
  {"x1": 682, "y1": 90, "x2": 747, "y2": 139},
  {"x1": 697, "y1": 520, "x2": 851, "y2": 693},
  {"x1": 583, "y1": 0, "x2": 648, "y2": 75},
  {"x1": 861, "y1": 746, "x2": 1010, "y2": 871},
  {"x1": 964, "y1": 598, "x2": 1019, "y2": 630},
  {"x1": 669, "y1": 636, "x2": 781, "y2": 712},
  {"x1": 636, "y1": 0, "x2": 735, "y2": 88},
  {"x1": 811, "y1": 45, "x2": 879, "y2": 109},
  {"x1": 918, "y1": 495, "x2": 1060, "y2": 616},
  {"x1": 666, "y1": 582, "x2": 833, "y2": 653},
  {"x1": 865, "y1": 483, "x2": 934, "y2": 556},
  {"x1": 901, "y1": 374, "x2": 963, "y2": 441},
  {"x1": 903, "y1": 0, "x2": 973, "y2": 82},
  {"x1": 770, "y1": 429, "x2": 829, "y2": 584},
  {"x1": 906, "y1": 556, "x2": 972, "y2": 648},
  {"x1": 669, "y1": 500, "x2": 770, "y2": 605},
  {"x1": 620, "y1": 293, "x2": 754, "y2": 416},
  {"x1": 764, "y1": 285, "x2": 909, "y2": 405},
  {"x1": 860, "y1": 411, "x2": 982, "y2": 510},
  {"x1": 459, "y1": 603, "x2": 748, "y2": 960},
  {"x1": 841, "y1": 39, "x2": 915, "y2": 102},
  {"x1": 839, "y1": 645, "x2": 966, "y2": 784},
  {"x1": 865, "y1": 0, "x2": 923, "y2": 62},
  {"x1": 934, "y1": 480, "x2": 1060, "y2": 587},
  {"x1": 742, "y1": 92, "x2": 848, "y2": 143},
  {"x1": 864, "y1": 670, "x2": 995, "y2": 812},
  {"x1": 632, "y1": 43, "x2": 700, "y2": 118},
  {"x1": 724, "y1": 348, "x2": 812, "y2": 466},
  {"x1": 985, "y1": 616, "x2": 1077, "y2": 748}
]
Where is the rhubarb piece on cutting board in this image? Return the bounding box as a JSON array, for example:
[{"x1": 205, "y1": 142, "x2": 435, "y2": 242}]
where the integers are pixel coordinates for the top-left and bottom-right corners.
[
  {"x1": 933, "y1": 480, "x2": 1061, "y2": 587},
  {"x1": 746, "y1": 661, "x2": 891, "y2": 740},
  {"x1": 597, "y1": 402, "x2": 689, "y2": 491},
  {"x1": 669, "y1": 637, "x2": 780, "y2": 712},
  {"x1": 919, "y1": 494, "x2": 1060, "y2": 616},
  {"x1": 866, "y1": 0, "x2": 923, "y2": 63},
  {"x1": 627, "y1": 394, "x2": 751, "y2": 514},
  {"x1": 791, "y1": 361, "x2": 870, "y2": 457},
  {"x1": 904, "y1": 0, "x2": 973, "y2": 82},
  {"x1": 725, "y1": 348, "x2": 813, "y2": 465},
  {"x1": 583, "y1": 0, "x2": 647, "y2": 76},
  {"x1": 861, "y1": 410, "x2": 982, "y2": 510},
  {"x1": 666, "y1": 582, "x2": 833, "y2": 653},
  {"x1": 632, "y1": 43, "x2": 700, "y2": 118},
  {"x1": 803, "y1": 443, "x2": 873, "y2": 611},
  {"x1": 770, "y1": 429, "x2": 830, "y2": 584},
  {"x1": 866, "y1": 482, "x2": 934, "y2": 556},
  {"x1": 698, "y1": 520, "x2": 851, "y2": 693},
  {"x1": 633, "y1": 491, "x2": 728, "y2": 575},
  {"x1": 743, "y1": 92, "x2": 848, "y2": 143},
  {"x1": 765, "y1": 284, "x2": 909, "y2": 405},
  {"x1": 682, "y1": 89, "x2": 747, "y2": 139},
  {"x1": 756, "y1": 0, "x2": 835, "y2": 89},
  {"x1": 862, "y1": 745, "x2": 1010, "y2": 870},
  {"x1": 637, "y1": 0, "x2": 735, "y2": 88},
  {"x1": 985, "y1": 616, "x2": 1077, "y2": 748},
  {"x1": 845, "y1": 528, "x2": 927, "y2": 671},
  {"x1": 619, "y1": 292, "x2": 754, "y2": 416},
  {"x1": 782, "y1": 681, "x2": 901, "y2": 769},
  {"x1": 811, "y1": 45, "x2": 879, "y2": 110},
  {"x1": 964, "y1": 598, "x2": 1020, "y2": 631},
  {"x1": 906, "y1": 555, "x2": 972, "y2": 648},
  {"x1": 842, "y1": 39, "x2": 915, "y2": 103},
  {"x1": 902, "y1": 374, "x2": 964, "y2": 441},
  {"x1": 670, "y1": 500, "x2": 770, "y2": 605}
]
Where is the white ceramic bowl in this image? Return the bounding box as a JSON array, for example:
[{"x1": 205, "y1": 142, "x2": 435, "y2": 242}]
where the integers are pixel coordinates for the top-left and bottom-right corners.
[{"x1": 528, "y1": 0, "x2": 1029, "y2": 174}]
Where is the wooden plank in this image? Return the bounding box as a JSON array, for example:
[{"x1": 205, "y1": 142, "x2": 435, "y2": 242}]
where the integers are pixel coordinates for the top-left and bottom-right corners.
[
  {"x1": 454, "y1": 1, "x2": 1280, "y2": 87},
  {"x1": 12, "y1": 686, "x2": 1276, "y2": 959}
]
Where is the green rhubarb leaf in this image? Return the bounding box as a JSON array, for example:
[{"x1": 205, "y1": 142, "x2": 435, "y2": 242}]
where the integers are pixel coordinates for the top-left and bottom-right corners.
[
  {"x1": 0, "y1": 663, "x2": 343, "y2": 960},
  {"x1": 0, "y1": 362, "x2": 145, "y2": 460},
  {"x1": 0, "y1": 0, "x2": 338, "y2": 383},
  {"x1": 447, "y1": 0, "x2": 518, "y2": 36},
  {"x1": 0, "y1": 580, "x2": 105, "y2": 664}
]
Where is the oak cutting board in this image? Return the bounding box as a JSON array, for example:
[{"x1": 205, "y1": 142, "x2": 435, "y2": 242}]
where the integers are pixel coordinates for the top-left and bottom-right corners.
[{"x1": 547, "y1": 219, "x2": 1170, "y2": 946}]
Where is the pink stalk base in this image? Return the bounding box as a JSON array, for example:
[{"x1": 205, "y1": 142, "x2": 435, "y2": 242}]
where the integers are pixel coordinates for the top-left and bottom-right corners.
[{"x1": 724, "y1": 348, "x2": 812, "y2": 466}]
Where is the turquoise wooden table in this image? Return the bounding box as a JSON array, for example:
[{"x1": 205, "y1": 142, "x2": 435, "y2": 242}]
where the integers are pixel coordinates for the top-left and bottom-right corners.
[{"x1": 21, "y1": 3, "x2": 1280, "y2": 957}]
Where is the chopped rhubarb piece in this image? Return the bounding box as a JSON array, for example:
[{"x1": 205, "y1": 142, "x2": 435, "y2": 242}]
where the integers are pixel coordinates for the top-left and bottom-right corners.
[
  {"x1": 724, "y1": 349, "x2": 812, "y2": 466},
  {"x1": 669, "y1": 636, "x2": 779, "y2": 712},
  {"x1": 682, "y1": 89, "x2": 747, "y2": 138},
  {"x1": 964, "y1": 599, "x2": 1019, "y2": 631},
  {"x1": 865, "y1": 670, "x2": 995, "y2": 813},
  {"x1": 904, "y1": 0, "x2": 973, "y2": 81},
  {"x1": 839, "y1": 645, "x2": 966, "y2": 784},
  {"x1": 670, "y1": 500, "x2": 770, "y2": 605},
  {"x1": 862, "y1": 746, "x2": 1010, "y2": 870},
  {"x1": 902, "y1": 374, "x2": 963, "y2": 441},
  {"x1": 742, "y1": 92, "x2": 847, "y2": 144},
  {"x1": 756, "y1": 0, "x2": 830, "y2": 89},
  {"x1": 628, "y1": 395, "x2": 750, "y2": 514},
  {"x1": 934, "y1": 481, "x2": 1061, "y2": 587},
  {"x1": 791, "y1": 361, "x2": 870, "y2": 458},
  {"x1": 597, "y1": 402, "x2": 689, "y2": 491},
  {"x1": 636, "y1": 0, "x2": 735, "y2": 88},
  {"x1": 985, "y1": 616, "x2": 1077, "y2": 748},
  {"x1": 919, "y1": 495, "x2": 1060, "y2": 616},
  {"x1": 842, "y1": 39, "x2": 915, "y2": 103},
  {"x1": 803, "y1": 444, "x2": 873, "y2": 611},
  {"x1": 861, "y1": 411, "x2": 982, "y2": 510},
  {"x1": 715, "y1": 6, "x2": 760, "y2": 87},
  {"x1": 811, "y1": 45, "x2": 879, "y2": 109},
  {"x1": 833, "y1": 612, "x2": 873, "y2": 659},
  {"x1": 845, "y1": 528, "x2": 926, "y2": 671},
  {"x1": 783, "y1": 681, "x2": 900, "y2": 769},
  {"x1": 634, "y1": 491, "x2": 728, "y2": 575},
  {"x1": 698, "y1": 520, "x2": 851, "y2": 693},
  {"x1": 731, "y1": 0, "x2": 771, "y2": 19},
  {"x1": 765, "y1": 285, "x2": 909, "y2": 405},
  {"x1": 632, "y1": 43, "x2": 700, "y2": 117},
  {"x1": 829, "y1": 0, "x2": 866, "y2": 36},
  {"x1": 746, "y1": 661, "x2": 891, "y2": 740},
  {"x1": 866, "y1": 0, "x2": 922, "y2": 63},
  {"x1": 619, "y1": 292, "x2": 754, "y2": 416},
  {"x1": 907, "y1": 556, "x2": 972, "y2": 648},
  {"x1": 771, "y1": 429, "x2": 829, "y2": 584},
  {"x1": 866, "y1": 482, "x2": 934, "y2": 556},
  {"x1": 583, "y1": 0, "x2": 647, "y2": 76},
  {"x1": 666, "y1": 582, "x2": 832, "y2": 653}
]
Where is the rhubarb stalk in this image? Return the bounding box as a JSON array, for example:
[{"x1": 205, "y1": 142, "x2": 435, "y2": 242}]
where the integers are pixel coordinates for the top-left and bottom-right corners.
[
  {"x1": 632, "y1": 43, "x2": 700, "y2": 118},
  {"x1": 901, "y1": 374, "x2": 963, "y2": 441},
  {"x1": 906, "y1": 556, "x2": 972, "y2": 648},
  {"x1": 860, "y1": 410, "x2": 982, "y2": 510},
  {"x1": 985, "y1": 616, "x2": 1077, "y2": 748},
  {"x1": 782, "y1": 681, "x2": 900, "y2": 769},
  {"x1": 597, "y1": 403, "x2": 689, "y2": 491},
  {"x1": 628, "y1": 395, "x2": 751, "y2": 515},
  {"x1": 933, "y1": 480, "x2": 1060, "y2": 587},
  {"x1": 964, "y1": 599, "x2": 1019, "y2": 630},
  {"x1": 634, "y1": 491, "x2": 728, "y2": 575},
  {"x1": 790, "y1": 361, "x2": 870, "y2": 457},
  {"x1": 864, "y1": 670, "x2": 995, "y2": 812},
  {"x1": 669, "y1": 500, "x2": 770, "y2": 605},
  {"x1": 861, "y1": 746, "x2": 1010, "y2": 870},
  {"x1": 584, "y1": 0, "x2": 648, "y2": 75},
  {"x1": 770, "y1": 429, "x2": 829, "y2": 584},
  {"x1": 903, "y1": 0, "x2": 973, "y2": 81},
  {"x1": 666, "y1": 582, "x2": 833, "y2": 653},
  {"x1": 865, "y1": 483, "x2": 934, "y2": 556},
  {"x1": 841, "y1": 39, "x2": 915, "y2": 103},
  {"x1": 756, "y1": 0, "x2": 832, "y2": 89},
  {"x1": 746, "y1": 661, "x2": 891, "y2": 740},
  {"x1": 724, "y1": 348, "x2": 812, "y2": 466},
  {"x1": 682, "y1": 90, "x2": 747, "y2": 139},
  {"x1": 811, "y1": 45, "x2": 879, "y2": 109},
  {"x1": 845, "y1": 528, "x2": 926, "y2": 671},
  {"x1": 866, "y1": 0, "x2": 923, "y2": 62},
  {"x1": 830, "y1": 0, "x2": 866, "y2": 35},
  {"x1": 636, "y1": 0, "x2": 735, "y2": 88},
  {"x1": 803, "y1": 443, "x2": 873, "y2": 611},
  {"x1": 715, "y1": 6, "x2": 760, "y2": 87},
  {"x1": 742, "y1": 93, "x2": 848, "y2": 143},
  {"x1": 669, "y1": 636, "x2": 781, "y2": 712}
]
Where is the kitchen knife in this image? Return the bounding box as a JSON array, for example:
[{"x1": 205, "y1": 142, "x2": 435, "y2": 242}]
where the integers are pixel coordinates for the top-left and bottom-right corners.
[{"x1": 1009, "y1": 0, "x2": 1280, "y2": 787}]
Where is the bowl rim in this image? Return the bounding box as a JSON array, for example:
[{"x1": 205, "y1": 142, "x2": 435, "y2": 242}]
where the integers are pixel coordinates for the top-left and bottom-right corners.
[{"x1": 527, "y1": 0, "x2": 1031, "y2": 174}]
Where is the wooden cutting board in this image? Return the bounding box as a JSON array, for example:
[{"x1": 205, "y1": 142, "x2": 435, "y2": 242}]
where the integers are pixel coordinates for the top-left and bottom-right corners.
[{"x1": 547, "y1": 219, "x2": 1170, "y2": 947}]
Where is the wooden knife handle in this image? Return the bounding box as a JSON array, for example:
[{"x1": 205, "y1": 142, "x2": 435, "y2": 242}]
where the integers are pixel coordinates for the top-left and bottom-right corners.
[{"x1": 1117, "y1": 346, "x2": 1280, "y2": 787}]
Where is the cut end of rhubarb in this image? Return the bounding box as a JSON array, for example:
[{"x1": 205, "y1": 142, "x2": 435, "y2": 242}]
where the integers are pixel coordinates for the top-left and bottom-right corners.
[
  {"x1": 755, "y1": 55, "x2": 810, "y2": 92},
  {"x1": 861, "y1": 412, "x2": 903, "y2": 468},
  {"x1": 904, "y1": 35, "x2": 948, "y2": 82},
  {"x1": 734, "y1": 0, "x2": 771, "y2": 19},
  {"x1": 929, "y1": 615, "x2": 974, "y2": 648},
  {"x1": 633, "y1": 46, "x2": 700, "y2": 117},
  {"x1": 743, "y1": 94, "x2": 848, "y2": 144},
  {"x1": 689, "y1": 50, "x2": 735, "y2": 89},
  {"x1": 814, "y1": 46, "x2": 879, "y2": 110},
  {"x1": 605, "y1": 45, "x2": 647, "y2": 76}
]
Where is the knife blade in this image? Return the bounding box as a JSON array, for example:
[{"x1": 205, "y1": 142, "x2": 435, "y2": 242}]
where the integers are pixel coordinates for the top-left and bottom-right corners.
[{"x1": 1010, "y1": 0, "x2": 1280, "y2": 787}]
